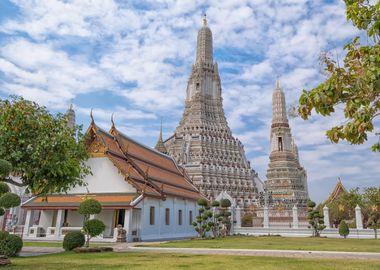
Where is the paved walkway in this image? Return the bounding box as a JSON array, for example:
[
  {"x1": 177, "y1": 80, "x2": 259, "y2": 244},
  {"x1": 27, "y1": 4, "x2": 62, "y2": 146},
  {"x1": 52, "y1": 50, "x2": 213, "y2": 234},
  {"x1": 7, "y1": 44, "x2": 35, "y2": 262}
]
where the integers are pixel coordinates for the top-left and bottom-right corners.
[
  {"x1": 117, "y1": 246, "x2": 380, "y2": 261},
  {"x1": 19, "y1": 244, "x2": 380, "y2": 261}
]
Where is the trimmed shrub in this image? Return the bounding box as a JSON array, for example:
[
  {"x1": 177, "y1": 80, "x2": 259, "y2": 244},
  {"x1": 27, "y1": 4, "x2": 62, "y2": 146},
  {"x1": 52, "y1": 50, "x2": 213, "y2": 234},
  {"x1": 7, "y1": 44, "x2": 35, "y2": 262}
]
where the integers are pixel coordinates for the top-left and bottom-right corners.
[
  {"x1": 197, "y1": 198, "x2": 208, "y2": 207},
  {"x1": 220, "y1": 199, "x2": 231, "y2": 208},
  {"x1": 0, "y1": 160, "x2": 12, "y2": 177},
  {"x1": 211, "y1": 201, "x2": 220, "y2": 207},
  {"x1": 0, "y1": 208, "x2": 4, "y2": 217},
  {"x1": 0, "y1": 193, "x2": 21, "y2": 209},
  {"x1": 83, "y1": 219, "x2": 105, "y2": 247},
  {"x1": 0, "y1": 231, "x2": 23, "y2": 257},
  {"x1": 0, "y1": 183, "x2": 10, "y2": 196},
  {"x1": 63, "y1": 231, "x2": 85, "y2": 251},
  {"x1": 78, "y1": 199, "x2": 102, "y2": 216},
  {"x1": 74, "y1": 247, "x2": 101, "y2": 253},
  {"x1": 339, "y1": 220, "x2": 349, "y2": 238}
]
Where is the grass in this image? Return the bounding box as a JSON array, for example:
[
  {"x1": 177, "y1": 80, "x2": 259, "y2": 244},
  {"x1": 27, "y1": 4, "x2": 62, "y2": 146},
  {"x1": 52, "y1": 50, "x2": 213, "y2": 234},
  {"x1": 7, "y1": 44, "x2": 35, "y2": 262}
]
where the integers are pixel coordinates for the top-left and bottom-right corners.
[
  {"x1": 140, "y1": 235, "x2": 380, "y2": 253},
  {"x1": 8, "y1": 252, "x2": 380, "y2": 270}
]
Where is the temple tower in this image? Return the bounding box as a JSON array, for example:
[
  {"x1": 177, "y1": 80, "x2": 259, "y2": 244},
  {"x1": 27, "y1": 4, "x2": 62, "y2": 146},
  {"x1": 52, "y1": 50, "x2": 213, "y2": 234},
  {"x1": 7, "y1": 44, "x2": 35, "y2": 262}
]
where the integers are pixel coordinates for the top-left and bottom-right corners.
[
  {"x1": 265, "y1": 81, "x2": 309, "y2": 214},
  {"x1": 155, "y1": 120, "x2": 168, "y2": 155},
  {"x1": 165, "y1": 16, "x2": 260, "y2": 207},
  {"x1": 65, "y1": 103, "x2": 75, "y2": 129}
]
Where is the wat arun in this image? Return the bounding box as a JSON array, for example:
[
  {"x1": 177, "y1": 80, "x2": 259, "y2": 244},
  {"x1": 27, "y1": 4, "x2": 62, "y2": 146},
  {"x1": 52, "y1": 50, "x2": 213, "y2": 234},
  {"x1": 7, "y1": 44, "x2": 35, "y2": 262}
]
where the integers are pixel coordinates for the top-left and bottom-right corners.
[{"x1": 162, "y1": 16, "x2": 261, "y2": 207}]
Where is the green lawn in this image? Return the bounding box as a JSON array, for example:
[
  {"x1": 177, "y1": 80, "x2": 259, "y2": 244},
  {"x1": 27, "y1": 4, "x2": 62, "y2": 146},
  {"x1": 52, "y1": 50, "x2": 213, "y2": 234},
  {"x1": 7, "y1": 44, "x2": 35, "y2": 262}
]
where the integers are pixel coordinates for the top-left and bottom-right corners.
[
  {"x1": 8, "y1": 252, "x2": 380, "y2": 270},
  {"x1": 141, "y1": 236, "x2": 380, "y2": 253}
]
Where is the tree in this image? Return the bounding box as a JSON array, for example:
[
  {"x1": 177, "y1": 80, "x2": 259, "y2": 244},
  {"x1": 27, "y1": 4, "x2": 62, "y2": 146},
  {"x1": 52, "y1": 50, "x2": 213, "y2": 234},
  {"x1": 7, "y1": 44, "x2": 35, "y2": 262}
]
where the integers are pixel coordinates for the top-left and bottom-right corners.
[
  {"x1": 339, "y1": 220, "x2": 350, "y2": 238},
  {"x1": 363, "y1": 187, "x2": 380, "y2": 239},
  {"x1": 78, "y1": 199, "x2": 105, "y2": 247},
  {"x1": 327, "y1": 188, "x2": 363, "y2": 224},
  {"x1": 192, "y1": 198, "x2": 212, "y2": 238},
  {"x1": 210, "y1": 201, "x2": 221, "y2": 238},
  {"x1": 219, "y1": 199, "x2": 232, "y2": 236},
  {"x1": 298, "y1": 1, "x2": 380, "y2": 151},
  {"x1": 367, "y1": 212, "x2": 380, "y2": 239},
  {"x1": 307, "y1": 201, "x2": 326, "y2": 237},
  {"x1": 0, "y1": 96, "x2": 90, "y2": 196},
  {"x1": 0, "y1": 160, "x2": 21, "y2": 222},
  {"x1": 83, "y1": 219, "x2": 105, "y2": 247}
]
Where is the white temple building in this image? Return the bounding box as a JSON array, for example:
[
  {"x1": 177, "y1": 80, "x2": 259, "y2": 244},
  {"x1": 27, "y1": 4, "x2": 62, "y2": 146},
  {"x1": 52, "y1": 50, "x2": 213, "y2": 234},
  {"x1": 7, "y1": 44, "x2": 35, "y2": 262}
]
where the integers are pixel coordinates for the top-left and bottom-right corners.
[{"x1": 22, "y1": 120, "x2": 201, "y2": 242}]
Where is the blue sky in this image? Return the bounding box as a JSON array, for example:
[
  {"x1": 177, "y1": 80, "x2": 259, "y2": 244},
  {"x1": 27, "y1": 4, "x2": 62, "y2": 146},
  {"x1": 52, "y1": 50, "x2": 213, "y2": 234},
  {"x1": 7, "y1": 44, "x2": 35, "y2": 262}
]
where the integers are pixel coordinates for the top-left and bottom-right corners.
[{"x1": 0, "y1": 0, "x2": 379, "y2": 203}]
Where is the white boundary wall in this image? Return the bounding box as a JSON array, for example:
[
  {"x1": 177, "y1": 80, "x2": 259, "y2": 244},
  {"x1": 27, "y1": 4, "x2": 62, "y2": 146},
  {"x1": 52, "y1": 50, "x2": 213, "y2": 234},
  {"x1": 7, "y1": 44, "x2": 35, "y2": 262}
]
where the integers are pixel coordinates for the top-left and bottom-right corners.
[{"x1": 234, "y1": 227, "x2": 378, "y2": 239}]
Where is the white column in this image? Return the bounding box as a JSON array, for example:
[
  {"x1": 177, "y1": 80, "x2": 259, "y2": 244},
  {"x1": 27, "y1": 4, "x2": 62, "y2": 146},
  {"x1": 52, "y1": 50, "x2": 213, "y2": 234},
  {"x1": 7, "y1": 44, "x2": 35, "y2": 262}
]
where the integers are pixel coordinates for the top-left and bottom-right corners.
[
  {"x1": 323, "y1": 205, "x2": 330, "y2": 228},
  {"x1": 23, "y1": 210, "x2": 33, "y2": 237},
  {"x1": 235, "y1": 207, "x2": 241, "y2": 228},
  {"x1": 292, "y1": 205, "x2": 299, "y2": 229},
  {"x1": 124, "y1": 208, "x2": 133, "y2": 242},
  {"x1": 263, "y1": 206, "x2": 269, "y2": 228},
  {"x1": 55, "y1": 209, "x2": 64, "y2": 238},
  {"x1": 89, "y1": 214, "x2": 95, "y2": 220},
  {"x1": 355, "y1": 205, "x2": 363, "y2": 229}
]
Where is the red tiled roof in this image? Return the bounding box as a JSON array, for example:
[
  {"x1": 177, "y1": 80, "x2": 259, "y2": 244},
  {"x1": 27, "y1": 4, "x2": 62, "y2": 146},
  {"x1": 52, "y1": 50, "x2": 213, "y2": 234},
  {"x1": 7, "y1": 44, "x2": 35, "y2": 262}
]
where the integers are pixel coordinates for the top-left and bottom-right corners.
[{"x1": 93, "y1": 123, "x2": 201, "y2": 201}]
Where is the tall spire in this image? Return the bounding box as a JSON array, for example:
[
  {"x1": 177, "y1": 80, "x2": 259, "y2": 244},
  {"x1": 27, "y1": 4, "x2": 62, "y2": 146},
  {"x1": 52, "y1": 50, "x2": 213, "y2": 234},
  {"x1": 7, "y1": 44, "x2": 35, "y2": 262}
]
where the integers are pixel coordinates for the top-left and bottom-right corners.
[
  {"x1": 196, "y1": 14, "x2": 213, "y2": 64},
  {"x1": 154, "y1": 119, "x2": 168, "y2": 155},
  {"x1": 272, "y1": 79, "x2": 288, "y2": 125},
  {"x1": 65, "y1": 102, "x2": 75, "y2": 129}
]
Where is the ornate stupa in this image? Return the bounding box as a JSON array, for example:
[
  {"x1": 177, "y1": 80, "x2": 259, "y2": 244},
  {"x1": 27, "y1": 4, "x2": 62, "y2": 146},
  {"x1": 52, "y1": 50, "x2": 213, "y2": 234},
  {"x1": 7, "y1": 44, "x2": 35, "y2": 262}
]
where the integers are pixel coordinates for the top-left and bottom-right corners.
[
  {"x1": 154, "y1": 120, "x2": 168, "y2": 155},
  {"x1": 65, "y1": 103, "x2": 75, "y2": 129},
  {"x1": 265, "y1": 80, "x2": 309, "y2": 214},
  {"x1": 164, "y1": 15, "x2": 260, "y2": 207}
]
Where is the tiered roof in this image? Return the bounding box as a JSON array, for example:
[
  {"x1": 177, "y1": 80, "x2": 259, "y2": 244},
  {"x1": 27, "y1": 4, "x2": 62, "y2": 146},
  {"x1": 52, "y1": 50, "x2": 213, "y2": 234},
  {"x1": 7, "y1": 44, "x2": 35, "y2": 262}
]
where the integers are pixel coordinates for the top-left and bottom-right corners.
[
  {"x1": 23, "y1": 120, "x2": 201, "y2": 210},
  {"x1": 89, "y1": 121, "x2": 201, "y2": 201}
]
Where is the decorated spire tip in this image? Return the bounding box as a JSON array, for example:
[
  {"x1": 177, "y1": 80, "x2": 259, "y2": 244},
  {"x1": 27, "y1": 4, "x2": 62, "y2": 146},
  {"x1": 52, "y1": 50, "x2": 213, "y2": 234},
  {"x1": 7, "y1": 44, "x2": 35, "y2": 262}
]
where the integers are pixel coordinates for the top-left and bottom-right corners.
[
  {"x1": 90, "y1": 108, "x2": 94, "y2": 123},
  {"x1": 111, "y1": 113, "x2": 115, "y2": 128},
  {"x1": 276, "y1": 78, "x2": 280, "y2": 89},
  {"x1": 203, "y1": 13, "x2": 207, "y2": 26}
]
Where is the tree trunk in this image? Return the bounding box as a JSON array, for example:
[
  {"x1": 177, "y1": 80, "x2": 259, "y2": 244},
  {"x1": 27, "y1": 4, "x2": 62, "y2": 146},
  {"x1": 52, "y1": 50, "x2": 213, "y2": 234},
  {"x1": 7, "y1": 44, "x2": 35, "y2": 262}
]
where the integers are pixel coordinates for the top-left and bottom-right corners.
[
  {"x1": 86, "y1": 235, "x2": 90, "y2": 248},
  {"x1": 374, "y1": 228, "x2": 377, "y2": 240}
]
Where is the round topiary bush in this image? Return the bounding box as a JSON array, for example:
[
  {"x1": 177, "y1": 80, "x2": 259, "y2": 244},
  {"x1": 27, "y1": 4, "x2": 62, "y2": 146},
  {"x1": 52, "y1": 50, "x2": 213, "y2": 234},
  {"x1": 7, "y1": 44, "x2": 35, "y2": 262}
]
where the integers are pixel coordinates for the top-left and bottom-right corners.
[
  {"x1": 211, "y1": 201, "x2": 220, "y2": 207},
  {"x1": 78, "y1": 199, "x2": 102, "y2": 216},
  {"x1": 0, "y1": 183, "x2": 10, "y2": 195},
  {"x1": 0, "y1": 231, "x2": 23, "y2": 257},
  {"x1": 0, "y1": 193, "x2": 21, "y2": 209},
  {"x1": 339, "y1": 220, "x2": 350, "y2": 238},
  {"x1": 0, "y1": 160, "x2": 12, "y2": 177},
  {"x1": 63, "y1": 231, "x2": 85, "y2": 251},
  {"x1": 197, "y1": 198, "x2": 208, "y2": 207},
  {"x1": 220, "y1": 199, "x2": 231, "y2": 208}
]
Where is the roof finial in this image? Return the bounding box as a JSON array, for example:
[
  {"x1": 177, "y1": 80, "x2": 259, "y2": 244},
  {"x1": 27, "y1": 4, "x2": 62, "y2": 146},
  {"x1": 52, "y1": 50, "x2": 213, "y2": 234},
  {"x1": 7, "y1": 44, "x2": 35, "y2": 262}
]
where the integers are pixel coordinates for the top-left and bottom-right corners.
[
  {"x1": 203, "y1": 13, "x2": 207, "y2": 26},
  {"x1": 159, "y1": 118, "x2": 163, "y2": 139},
  {"x1": 111, "y1": 113, "x2": 115, "y2": 129},
  {"x1": 276, "y1": 76, "x2": 280, "y2": 89},
  {"x1": 90, "y1": 108, "x2": 94, "y2": 124}
]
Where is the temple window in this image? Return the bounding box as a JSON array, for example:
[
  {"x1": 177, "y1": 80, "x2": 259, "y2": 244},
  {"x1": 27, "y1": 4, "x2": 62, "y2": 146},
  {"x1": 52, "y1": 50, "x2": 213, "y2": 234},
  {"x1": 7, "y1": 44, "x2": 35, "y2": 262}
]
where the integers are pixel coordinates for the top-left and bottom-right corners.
[
  {"x1": 165, "y1": 208, "x2": 170, "y2": 225},
  {"x1": 149, "y1": 206, "x2": 155, "y2": 225},
  {"x1": 178, "y1": 210, "x2": 183, "y2": 225},
  {"x1": 278, "y1": 137, "x2": 283, "y2": 151}
]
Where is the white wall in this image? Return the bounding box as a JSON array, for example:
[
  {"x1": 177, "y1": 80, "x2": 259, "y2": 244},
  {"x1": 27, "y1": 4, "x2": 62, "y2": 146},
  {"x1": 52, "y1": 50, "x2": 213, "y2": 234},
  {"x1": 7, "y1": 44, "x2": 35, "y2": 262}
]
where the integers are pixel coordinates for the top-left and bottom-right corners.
[
  {"x1": 139, "y1": 196, "x2": 198, "y2": 241},
  {"x1": 96, "y1": 210, "x2": 115, "y2": 237},
  {"x1": 66, "y1": 210, "x2": 83, "y2": 227},
  {"x1": 70, "y1": 157, "x2": 136, "y2": 194},
  {"x1": 38, "y1": 210, "x2": 54, "y2": 228}
]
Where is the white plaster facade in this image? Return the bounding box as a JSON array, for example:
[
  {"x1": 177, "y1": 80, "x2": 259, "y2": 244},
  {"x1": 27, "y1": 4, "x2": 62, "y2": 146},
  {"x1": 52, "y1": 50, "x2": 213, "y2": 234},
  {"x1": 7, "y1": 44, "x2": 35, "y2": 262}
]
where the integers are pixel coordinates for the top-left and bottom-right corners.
[{"x1": 22, "y1": 156, "x2": 198, "y2": 242}]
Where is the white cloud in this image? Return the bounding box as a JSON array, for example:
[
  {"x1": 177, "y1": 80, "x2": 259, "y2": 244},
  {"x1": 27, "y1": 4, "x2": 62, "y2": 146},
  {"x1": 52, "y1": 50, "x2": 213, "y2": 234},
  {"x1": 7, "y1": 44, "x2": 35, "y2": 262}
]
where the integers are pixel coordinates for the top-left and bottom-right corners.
[{"x1": 0, "y1": 0, "x2": 378, "y2": 203}]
